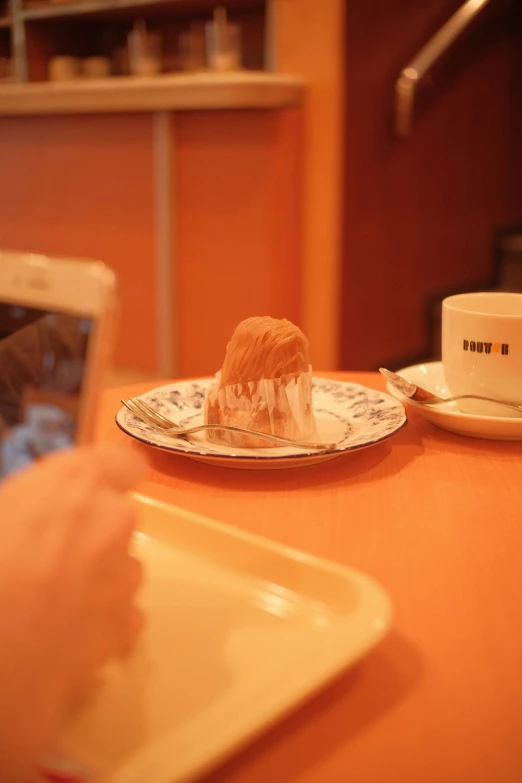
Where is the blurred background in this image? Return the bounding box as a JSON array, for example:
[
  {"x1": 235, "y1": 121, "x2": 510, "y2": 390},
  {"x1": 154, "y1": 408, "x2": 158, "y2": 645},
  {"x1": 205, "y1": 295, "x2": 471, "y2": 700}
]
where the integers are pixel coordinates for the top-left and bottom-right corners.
[{"x1": 0, "y1": 0, "x2": 521, "y2": 383}]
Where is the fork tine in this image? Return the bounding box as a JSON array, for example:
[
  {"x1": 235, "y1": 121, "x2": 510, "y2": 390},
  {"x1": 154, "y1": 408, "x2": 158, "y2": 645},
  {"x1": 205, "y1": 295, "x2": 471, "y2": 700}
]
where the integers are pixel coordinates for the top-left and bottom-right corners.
[
  {"x1": 133, "y1": 398, "x2": 177, "y2": 428},
  {"x1": 123, "y1": 398, "x2": 168, "y2": 429},
  {"x1": 121, "y1": 399, "x2": 155, "y2": 427},
  {"x1": 130, "y1": 398, "x2": 171, "y2": 429},
  {"x1": 134, "y1": 399, "x2": 176, "y2": 428},
  {"x1": 123, "y1": 398, "x2": 179, "y2": 436}
]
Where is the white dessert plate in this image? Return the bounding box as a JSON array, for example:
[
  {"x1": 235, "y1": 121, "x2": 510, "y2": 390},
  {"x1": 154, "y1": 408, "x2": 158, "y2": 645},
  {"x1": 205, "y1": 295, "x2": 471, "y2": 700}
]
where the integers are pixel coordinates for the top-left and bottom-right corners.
[
  {"x1": 115, "y1": 377, "x2": 407, "y2": 469},
  {"x1": 53, "y1": 494, "x2": 393, "y2": 783},
  {"x1": 385, "y1": 361, "x2": 522, "y2": 440}
]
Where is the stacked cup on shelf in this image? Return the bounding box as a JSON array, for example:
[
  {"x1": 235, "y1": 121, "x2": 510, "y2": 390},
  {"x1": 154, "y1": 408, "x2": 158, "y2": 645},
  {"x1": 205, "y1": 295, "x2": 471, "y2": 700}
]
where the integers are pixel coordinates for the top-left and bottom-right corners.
[
  {"x1": 47, "y1": 20, "x2": 162, "y2": 81},
  {"x1": 48, "y1": 56, "x2": 111, "y2": 81},
  {"x1": 180, "y1": 6, "x2": 241, "y2": 72},
  {"x1": 47, "y1": 5, "x2": 242, "y2": 82}
]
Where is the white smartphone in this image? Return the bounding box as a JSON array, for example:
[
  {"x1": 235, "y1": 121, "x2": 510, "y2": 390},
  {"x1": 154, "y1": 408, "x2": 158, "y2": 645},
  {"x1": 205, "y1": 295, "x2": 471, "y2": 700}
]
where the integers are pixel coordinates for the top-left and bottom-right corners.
[{"x1": 0, "y1": 250, "x2": 117, "y2": 479}]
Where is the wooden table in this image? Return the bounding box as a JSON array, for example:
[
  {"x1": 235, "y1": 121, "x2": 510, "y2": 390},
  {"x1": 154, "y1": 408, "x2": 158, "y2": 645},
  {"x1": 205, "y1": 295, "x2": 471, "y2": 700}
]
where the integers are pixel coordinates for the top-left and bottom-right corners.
[{"x1": 98, "y1": 372, "x2": 522, "y2": 783}]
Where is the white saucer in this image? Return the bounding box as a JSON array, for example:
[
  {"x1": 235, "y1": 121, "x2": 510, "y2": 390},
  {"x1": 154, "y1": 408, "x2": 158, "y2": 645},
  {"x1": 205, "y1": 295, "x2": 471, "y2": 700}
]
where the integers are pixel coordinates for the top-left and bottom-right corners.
[
  {"x1": 385, "y1": 362, "x2": 522, "y2": 440},
  {"x1": 116, "y1": 377, "x2": 407, "y2": 470}
]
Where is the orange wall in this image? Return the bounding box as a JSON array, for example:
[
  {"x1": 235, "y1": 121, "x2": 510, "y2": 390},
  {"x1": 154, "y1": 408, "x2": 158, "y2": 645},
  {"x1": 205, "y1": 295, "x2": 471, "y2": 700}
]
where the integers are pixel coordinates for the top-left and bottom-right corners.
[
  {"x1": 276, "y1": 0, "x2": 346, "y2": 369},
  {"x1": 0, "y1": 109, "x2": 304, "y2": 378},
  {"x1": 174, "y1": 109, "x2": 302, "y2": 377},
  {"x1": 0, "y1": 114, "x2": 158, "y2": 372}
]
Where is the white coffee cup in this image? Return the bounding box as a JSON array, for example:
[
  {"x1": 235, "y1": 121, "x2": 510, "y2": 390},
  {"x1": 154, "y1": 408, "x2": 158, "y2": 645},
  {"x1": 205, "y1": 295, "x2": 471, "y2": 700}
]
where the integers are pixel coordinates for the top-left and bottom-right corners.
[{"x1": 442, "y1": 292, "x2": 522, "y2": 416}]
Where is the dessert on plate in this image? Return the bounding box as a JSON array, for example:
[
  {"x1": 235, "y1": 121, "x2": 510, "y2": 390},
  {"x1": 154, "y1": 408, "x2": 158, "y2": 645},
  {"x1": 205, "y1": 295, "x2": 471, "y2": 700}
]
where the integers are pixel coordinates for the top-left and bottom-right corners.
[{"x1": 204, "y1": 316, "x2": 317, "y2": 448}]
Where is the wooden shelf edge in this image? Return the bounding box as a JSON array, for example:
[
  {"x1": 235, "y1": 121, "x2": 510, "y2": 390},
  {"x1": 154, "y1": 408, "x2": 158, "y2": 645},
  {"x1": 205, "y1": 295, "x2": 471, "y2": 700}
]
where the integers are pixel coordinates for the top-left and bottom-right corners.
[
  {"x1": 22, "y1": 0, "x2": 204, "y2": 21},
  {"x1": 0, "y1": 72, "x2": 305, "y2": 115}
]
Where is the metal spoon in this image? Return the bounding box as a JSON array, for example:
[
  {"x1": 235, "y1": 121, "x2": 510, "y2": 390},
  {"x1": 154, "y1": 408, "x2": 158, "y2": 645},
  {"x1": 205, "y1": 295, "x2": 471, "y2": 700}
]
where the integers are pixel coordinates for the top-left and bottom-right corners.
[{"x1": 379, "y1": 368, "x2": 522, "y2": 414}]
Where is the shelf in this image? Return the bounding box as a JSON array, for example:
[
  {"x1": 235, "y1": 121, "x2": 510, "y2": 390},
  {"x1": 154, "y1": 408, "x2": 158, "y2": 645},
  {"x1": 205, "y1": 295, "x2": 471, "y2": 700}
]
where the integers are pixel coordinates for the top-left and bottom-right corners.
[
  {"x1": 23, "y1": 0, "x2": 194, "y2": 19},
  {"x1": 0, "y1": 71, "x2": 304, "y2": 115},
  {"x1": 0, "y1": 16, "x2": 11, "y2": 27},
  {"x1": 22, "y1": 0, "x2": 260, "y2": 21}
]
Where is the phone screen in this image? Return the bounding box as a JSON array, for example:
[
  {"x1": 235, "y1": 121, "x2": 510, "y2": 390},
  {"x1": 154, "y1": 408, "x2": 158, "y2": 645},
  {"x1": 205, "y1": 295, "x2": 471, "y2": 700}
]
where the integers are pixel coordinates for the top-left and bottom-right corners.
[{"x1": 0, "y1": 303, "x2": 92, "y2": 478}]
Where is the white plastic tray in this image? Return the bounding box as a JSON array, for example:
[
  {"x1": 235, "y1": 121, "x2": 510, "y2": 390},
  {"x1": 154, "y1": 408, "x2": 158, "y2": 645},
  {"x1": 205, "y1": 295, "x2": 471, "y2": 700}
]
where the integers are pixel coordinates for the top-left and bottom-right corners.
[{"x1": 56, "y1": 494, "x2": 393, "y2": 783}]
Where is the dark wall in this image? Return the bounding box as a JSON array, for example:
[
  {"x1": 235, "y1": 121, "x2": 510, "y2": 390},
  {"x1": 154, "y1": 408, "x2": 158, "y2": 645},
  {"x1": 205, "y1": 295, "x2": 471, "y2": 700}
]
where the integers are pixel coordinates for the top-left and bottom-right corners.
[{"x1": 341, "y1": 0, "x2": 522, "y2": 369}]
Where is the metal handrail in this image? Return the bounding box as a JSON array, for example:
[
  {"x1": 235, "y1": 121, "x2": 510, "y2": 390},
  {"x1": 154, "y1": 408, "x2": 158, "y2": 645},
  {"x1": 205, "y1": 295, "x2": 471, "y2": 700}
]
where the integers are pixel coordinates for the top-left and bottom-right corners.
[{"x1": 395, "y1": 0, "x2": 491, "y2": 137}]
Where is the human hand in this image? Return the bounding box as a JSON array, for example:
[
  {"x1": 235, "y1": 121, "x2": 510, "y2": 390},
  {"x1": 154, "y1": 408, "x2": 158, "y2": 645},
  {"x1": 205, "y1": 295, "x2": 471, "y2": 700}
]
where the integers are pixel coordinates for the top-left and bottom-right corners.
[{"x1": 0, "y1": 444, "x2": 147, "y2": 782}]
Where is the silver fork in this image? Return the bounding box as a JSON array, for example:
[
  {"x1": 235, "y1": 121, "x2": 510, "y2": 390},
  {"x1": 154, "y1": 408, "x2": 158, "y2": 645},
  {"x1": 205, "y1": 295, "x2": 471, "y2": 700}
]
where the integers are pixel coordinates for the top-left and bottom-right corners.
[{"x1": 122, "y1": 397, "x2": 337, "y2": 450}]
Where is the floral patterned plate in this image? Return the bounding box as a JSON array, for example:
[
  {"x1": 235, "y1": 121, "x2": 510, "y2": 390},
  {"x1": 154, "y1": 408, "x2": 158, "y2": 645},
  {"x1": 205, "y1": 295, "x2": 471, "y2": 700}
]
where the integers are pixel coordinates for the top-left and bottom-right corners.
[{"x1": 115, "y1": 378, "x2": 407, "y2": 470}]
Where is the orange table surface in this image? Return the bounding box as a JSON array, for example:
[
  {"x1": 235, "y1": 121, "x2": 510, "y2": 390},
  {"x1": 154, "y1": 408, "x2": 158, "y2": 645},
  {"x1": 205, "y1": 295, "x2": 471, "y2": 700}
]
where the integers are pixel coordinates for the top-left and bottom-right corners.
[{"x1": 97, "y1": 371, "x2": 522, "y2": 783}]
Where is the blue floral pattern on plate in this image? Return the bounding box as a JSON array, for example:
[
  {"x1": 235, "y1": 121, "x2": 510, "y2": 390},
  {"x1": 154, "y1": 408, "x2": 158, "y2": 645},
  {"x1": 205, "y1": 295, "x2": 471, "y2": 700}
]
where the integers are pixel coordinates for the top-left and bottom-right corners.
[{"x1": 115, "y1": 377, "x2": 407, "y2": 466}]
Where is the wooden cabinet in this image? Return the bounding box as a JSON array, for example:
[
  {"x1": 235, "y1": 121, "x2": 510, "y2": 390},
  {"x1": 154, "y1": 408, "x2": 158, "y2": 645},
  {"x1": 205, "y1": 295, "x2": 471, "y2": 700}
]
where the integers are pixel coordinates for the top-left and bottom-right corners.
[{"x1": 0, "y1": 1, "x2": 346, "y2": 377}]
